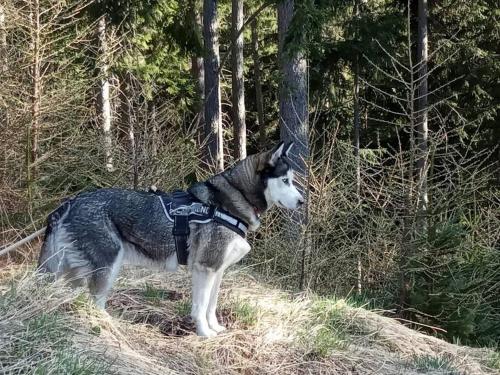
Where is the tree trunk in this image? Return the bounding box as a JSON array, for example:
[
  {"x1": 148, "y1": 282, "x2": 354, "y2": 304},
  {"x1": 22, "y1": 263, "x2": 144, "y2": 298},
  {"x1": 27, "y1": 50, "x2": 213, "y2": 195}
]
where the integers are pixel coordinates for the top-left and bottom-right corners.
[
  {"x1": 203, "y1": 0, "x2": 223, "y2": 171},
  {"x1": 415, "y1": 0, "x2": 428, "y2": 230},
  {"x1": 251, "y1": 18, "x2": 265, "y2": 147},
  {"x1": 120, "y1": 75, "x2": 138, "y2": 189},
  {"x1": 28, "y1": 0, "x2": 41, "y2": 201},
  {"x1": 189, "y1": 0, "x2": 205, "y2": 145},
  {"x1": 231, "y1": 0, "x2": 246, "y2": 160},
  {"x1": 97, "y1": 15, "x2": 113, "y2": 173},
  {"x1": 278, "y1": 0, "x2": 308, "y2": 185},
  {"x1": 353, "y1": 0, "x2": 362, "y2": 296},
  {"x1": 192, "y1": 55, "x2": 205, "y2": 144},
  {"x1": 278, "y1": 0, "x2": 309, "y2": 290},
  {"x1": 128, "y1": 101, "x2": 138, "y2": 189},
  {"x1": 0, "y1": 4, "x2": 7, "y2": 186},
  {"x1": 0, "y1": 4, "x2": 6, "y2": 72},
  {"x1": 151, "y1": 104, "x2": 158, "y2": 158}
]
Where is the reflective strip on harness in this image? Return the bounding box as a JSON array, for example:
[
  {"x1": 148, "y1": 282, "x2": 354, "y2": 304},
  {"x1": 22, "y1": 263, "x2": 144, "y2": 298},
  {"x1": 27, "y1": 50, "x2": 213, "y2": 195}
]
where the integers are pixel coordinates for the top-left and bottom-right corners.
[{"x1": 156, "y1": 193, "x2": 248, "y2": 266}]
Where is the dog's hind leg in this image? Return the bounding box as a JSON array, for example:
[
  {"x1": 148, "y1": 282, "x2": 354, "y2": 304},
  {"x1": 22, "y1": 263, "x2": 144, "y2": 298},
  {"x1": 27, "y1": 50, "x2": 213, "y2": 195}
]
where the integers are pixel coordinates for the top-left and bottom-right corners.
[
  {"x1": 88, "y1": 249, "x2": 124, "y2": 309},
  {"x1": 206, "y1": 270, "x2": 226, "y2": 333},
  {"x1": 191, "y1": 267, "x2": 217, "y2": 337}
]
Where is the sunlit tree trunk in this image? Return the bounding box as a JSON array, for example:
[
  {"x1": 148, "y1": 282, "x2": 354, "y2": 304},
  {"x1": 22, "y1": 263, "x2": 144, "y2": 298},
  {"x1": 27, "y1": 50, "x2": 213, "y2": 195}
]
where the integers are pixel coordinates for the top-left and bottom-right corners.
[
  {"x1": 0, "y1": 4, "x2": 6, "y2": 72},
  {"x1": 416, "y1": 0, "x2": 428, "y2": 230},
  {"x1": 203, "y1": 0, "x2": 223, "y2": 171},
  {"x1": 97, "y1": 15, "x2": 113, "y2": 172},
  {"x1": 231, "y1": 0, "x2": 246, "y2": 160},
  {"x1": 353, "y1": 0, "x2": 362, "y2": 295},
  {"x1": 0, "y1": 3, "x2": 7, "y2": 187},
  {"x1": 251, "y1": 18, "x2": 265, "y2": 147}
]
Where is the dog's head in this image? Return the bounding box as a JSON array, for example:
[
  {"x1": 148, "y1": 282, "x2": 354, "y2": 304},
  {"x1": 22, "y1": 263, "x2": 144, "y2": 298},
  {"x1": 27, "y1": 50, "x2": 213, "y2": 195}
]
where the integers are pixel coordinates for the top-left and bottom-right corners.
[{"x1": 257, "y1": 142, "x2": 304, "y2": 211}]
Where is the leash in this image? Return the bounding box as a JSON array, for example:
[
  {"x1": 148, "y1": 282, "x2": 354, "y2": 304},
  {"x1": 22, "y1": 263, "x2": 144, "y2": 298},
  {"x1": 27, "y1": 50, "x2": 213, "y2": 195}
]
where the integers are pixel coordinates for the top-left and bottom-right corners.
[{"x1": 0, "y1": 227, "x2": 46, "y2": 257}]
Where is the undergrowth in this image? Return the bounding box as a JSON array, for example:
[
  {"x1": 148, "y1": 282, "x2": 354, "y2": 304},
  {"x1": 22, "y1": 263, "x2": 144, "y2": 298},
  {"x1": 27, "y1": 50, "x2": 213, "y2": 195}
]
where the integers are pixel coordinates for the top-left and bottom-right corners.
[
  {"x1": 0, "y1": 267, "x2": 497, "y2": 375},
  {"x1": 0, "y1": 277, "x2": 112, "y2": 374}
]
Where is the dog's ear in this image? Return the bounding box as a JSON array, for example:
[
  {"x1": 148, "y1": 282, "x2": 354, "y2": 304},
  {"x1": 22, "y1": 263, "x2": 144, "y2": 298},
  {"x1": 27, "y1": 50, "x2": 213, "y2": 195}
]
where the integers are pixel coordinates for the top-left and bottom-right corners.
[
  {"x1": 284, "y1": 142, "x2": 294, "y2": 157},
  {"x1": 268, "y1": 142, "x2": 285, "y2": 166}
]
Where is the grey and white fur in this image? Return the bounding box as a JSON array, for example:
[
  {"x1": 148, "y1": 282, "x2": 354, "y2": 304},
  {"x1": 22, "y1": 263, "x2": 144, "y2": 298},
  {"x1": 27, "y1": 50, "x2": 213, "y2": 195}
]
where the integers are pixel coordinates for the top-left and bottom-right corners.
[{"x1": 37, "y1": 142, "x2": 303, "y2": 336}]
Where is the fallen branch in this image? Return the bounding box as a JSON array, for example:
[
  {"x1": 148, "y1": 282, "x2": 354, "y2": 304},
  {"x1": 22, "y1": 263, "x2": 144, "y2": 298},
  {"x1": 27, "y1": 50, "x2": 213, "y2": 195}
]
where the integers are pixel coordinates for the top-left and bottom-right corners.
[{"x1": 0, "y1": 228, "x2": 46, "y2": 257}]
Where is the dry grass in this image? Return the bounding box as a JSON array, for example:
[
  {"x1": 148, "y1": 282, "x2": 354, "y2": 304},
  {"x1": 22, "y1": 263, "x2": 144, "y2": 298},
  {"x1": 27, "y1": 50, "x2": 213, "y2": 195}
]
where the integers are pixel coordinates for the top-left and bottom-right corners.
[{"x1": 0, "y1": 263, "x2": 498, "y2": 375}]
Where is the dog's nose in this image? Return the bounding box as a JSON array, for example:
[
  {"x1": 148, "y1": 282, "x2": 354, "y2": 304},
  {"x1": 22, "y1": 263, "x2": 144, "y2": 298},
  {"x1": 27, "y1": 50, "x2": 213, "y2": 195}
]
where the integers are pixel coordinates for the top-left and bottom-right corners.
[{"x1": 298, "y1": 198, "x2": 305, "y2": 206}]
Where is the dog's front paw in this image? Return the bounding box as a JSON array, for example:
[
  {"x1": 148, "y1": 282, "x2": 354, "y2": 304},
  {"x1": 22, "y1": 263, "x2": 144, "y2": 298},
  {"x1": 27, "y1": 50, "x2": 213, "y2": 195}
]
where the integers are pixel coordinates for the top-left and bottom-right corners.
[
  {"x1": 196, "y1": 326, "x2": 217, "y2": 337},
  {"x1": 209, "y1": 322, "x2": 226, "y2": 333}
]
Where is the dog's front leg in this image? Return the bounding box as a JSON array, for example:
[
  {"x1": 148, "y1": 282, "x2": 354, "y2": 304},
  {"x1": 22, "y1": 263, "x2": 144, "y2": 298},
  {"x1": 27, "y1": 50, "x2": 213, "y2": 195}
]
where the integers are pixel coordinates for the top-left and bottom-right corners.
[
  {"x1": 191, "y1": 267, "x2": 217, "y2": 337},
  {"x1": 207, "y1": 270, "x2": 226, "y2": 333}
]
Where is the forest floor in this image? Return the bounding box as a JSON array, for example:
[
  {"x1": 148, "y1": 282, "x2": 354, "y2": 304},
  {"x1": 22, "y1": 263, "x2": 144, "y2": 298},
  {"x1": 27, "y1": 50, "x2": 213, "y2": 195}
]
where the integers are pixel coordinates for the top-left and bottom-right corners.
[{"x1": 0, "y1": 259, "x2": 499, "y2": 375}]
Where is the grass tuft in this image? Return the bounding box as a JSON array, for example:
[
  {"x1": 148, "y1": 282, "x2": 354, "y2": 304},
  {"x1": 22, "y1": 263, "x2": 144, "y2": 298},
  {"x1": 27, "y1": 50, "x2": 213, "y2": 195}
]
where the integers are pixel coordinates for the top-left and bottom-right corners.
[
  {"x1": 409, "y1": 354, "x2": 460, "y2": 374},
  {"x1": 224, "y1": 298, "x2": 259, "y2": 328},
  {"x1": 174, "y1": 299, "x2": 192, "y2": 317},
  {"x1": 142, "y1": 282, "x2": 169, "y2": 305},
  {"x1": 487, "y1": 351, "x2": 500, "y2": 370},
  {"x1": 301, "y1": 298, "x2": 352, "y2": 357}
]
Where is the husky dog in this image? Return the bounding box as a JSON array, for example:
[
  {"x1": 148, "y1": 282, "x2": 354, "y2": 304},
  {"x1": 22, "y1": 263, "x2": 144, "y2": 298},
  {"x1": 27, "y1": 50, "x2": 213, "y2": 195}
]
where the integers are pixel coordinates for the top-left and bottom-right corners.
[{"x1": 37, "y1": 142, "x2": 303, "y2": 336}]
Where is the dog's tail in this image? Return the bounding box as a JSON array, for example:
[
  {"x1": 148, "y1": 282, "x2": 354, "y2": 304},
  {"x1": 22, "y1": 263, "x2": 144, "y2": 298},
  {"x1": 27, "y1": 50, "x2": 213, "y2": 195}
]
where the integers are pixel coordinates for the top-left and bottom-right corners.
[{"x1": 37, "y1": 198, "x2": 73, "y2": 273}]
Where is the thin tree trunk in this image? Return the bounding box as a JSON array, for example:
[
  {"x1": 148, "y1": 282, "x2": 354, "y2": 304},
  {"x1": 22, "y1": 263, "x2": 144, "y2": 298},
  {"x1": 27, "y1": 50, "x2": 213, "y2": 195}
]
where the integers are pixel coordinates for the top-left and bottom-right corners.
[
  {"x1": 203, "y1": 0, "x2": 223, "y2": 171},
  {"x1": 120, "y1": 75, "x2": 138, "y2": 189},
  {"x1": 278, "y1": 0, "x2": 309, "y2": 290},
  {"x1": 0, "y1": 3, "x2": 8, "y2": 187},
  {"x1": 0, "y1": 4, "x2": 6, "y2": 72},
  {"x1": 97, "y1": 15, "x2": 113, "y2": 172},
  {"x1": 251, "y1": 18, "x2": 265, "y2": 147},
  {"x1": 399, "y1": 4, "x2": 416, "y2": 313},
  {"x1": 192, "y1": 56, "x2": 205, "y2": 141},
  {"x1": 231, "y1": 0, "x2": 246, "y2": 160},
  {"x1": 416, "y1": 0, "x2": 428, "y2": 231},
  {"x1": 353, "y1": 0, "x2": 362, "y2": 296},
  {"x1": 353, "y1": 42, "x2": 361, "y2": 198},
  {"x1": 28, "y1": 0, "x2": 41, "y2": 201},
  {"x1": 151, "y1": 104, "x2": 158, "y2": 158},
  {"x1": 128, "y1": 99, "x2": 138, "y2": 189},
  {"x1": 189, "y1": 0, "x2": 205, "y2": 145}
]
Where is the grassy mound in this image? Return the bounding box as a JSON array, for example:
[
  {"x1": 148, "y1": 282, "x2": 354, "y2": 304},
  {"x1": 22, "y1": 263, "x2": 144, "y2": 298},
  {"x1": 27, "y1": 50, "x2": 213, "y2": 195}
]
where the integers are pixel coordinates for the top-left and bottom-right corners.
[{"x1": 0, "y1": 264, "x2": 498, "y2": 375}]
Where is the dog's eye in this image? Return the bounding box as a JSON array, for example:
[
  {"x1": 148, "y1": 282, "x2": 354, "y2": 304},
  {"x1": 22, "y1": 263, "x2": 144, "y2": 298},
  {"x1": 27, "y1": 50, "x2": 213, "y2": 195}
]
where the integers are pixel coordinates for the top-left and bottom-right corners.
[{"x1": 282, "y1": 178, "x2": 289, "y2": 184}]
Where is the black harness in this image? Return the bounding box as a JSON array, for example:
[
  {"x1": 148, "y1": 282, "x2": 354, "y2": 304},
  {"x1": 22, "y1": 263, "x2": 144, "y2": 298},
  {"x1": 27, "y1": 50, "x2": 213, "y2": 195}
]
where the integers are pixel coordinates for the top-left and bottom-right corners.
[{"x1": 154, "y1": 190, "x2": 248, "y2": 265}]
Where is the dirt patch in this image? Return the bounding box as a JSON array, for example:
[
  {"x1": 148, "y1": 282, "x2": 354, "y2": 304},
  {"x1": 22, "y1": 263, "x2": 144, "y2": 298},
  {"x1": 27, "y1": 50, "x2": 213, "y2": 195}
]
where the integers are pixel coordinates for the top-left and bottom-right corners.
[
  {"x1": 217, "y1": 307, "x2": 243, "y2": 329},
  {"x1": 133, "y1": 312, "x2": 195, "y2": 337},
  {"x1": 129, "y1": 308, "x2": 241, "y2": 337}
]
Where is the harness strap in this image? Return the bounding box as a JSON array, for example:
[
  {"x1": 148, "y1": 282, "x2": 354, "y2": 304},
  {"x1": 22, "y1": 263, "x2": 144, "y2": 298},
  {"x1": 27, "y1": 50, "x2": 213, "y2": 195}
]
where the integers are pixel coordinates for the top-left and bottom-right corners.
[
  {"x1": 172, "y1": 214, "x2": 189, "y2": 265},
  {"x1": 156, "y1": 191, "x2": 248, "y2": 266}
]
